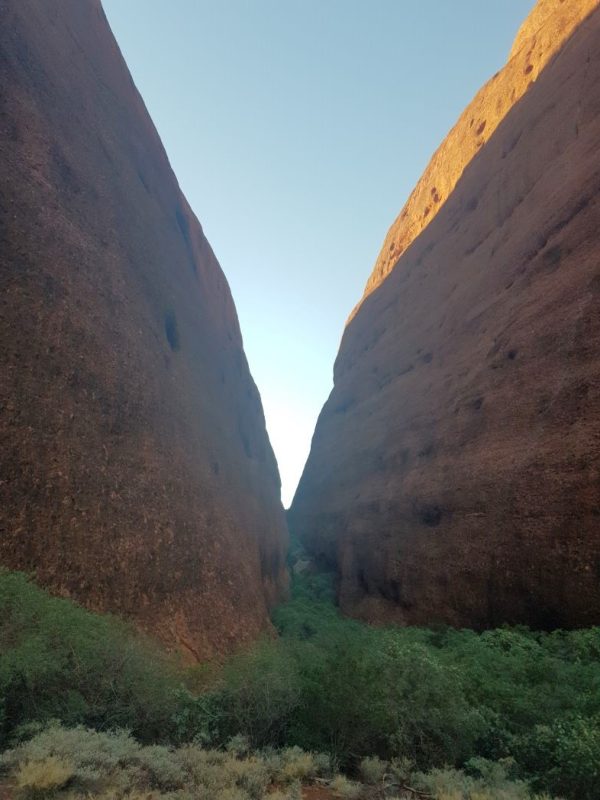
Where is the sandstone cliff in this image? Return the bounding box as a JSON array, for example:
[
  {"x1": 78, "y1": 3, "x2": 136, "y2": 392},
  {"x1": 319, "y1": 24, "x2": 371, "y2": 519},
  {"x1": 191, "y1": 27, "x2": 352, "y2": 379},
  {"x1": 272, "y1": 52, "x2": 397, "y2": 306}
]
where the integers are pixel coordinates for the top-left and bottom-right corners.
[
  {"x1": 290, "y1": 0, "x2": 600, "y2": 629},
  {"x1": 353, "y1": 0, "x2": 599, "y2": 318},
  {"x1": 0, "y1": 0, "x2": 287, "y2": 658}
]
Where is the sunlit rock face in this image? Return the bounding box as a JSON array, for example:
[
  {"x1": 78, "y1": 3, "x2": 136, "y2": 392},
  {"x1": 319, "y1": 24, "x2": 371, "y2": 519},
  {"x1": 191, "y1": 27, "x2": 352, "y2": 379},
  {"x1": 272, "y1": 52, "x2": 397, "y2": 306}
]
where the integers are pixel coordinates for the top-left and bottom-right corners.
[
  {"x1": 290, "y1": 0, "x2": 600, "y2": 629},
  {"x1": 0, "y1": 0, "x2": 287, "y2": 658},
  {"x1": 350, "y1": 0, "x2": 599, "y2": 320}
]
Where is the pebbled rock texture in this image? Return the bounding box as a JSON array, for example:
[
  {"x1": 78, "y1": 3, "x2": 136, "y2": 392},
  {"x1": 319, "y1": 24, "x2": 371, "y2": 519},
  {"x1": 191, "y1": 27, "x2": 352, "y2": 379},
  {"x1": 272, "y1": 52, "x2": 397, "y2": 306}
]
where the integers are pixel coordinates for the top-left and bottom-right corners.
[
  {"x1": 0, "y1": 0, "x2": 287, "y2": 659},
  {"x1": 290, "y1": 0, "x2": 600, "y2": 629}
]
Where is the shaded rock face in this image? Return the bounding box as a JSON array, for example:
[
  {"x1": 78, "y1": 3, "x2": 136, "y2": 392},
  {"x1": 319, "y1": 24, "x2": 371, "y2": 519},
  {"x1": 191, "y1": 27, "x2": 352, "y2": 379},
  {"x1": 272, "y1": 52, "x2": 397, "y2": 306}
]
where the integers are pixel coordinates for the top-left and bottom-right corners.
[
  {"x1": 290, "y1": 0, "x2": 600, "y2": 629},
  {"x1": 0, "y1": 0, "x2": 287, "y2": 658}
]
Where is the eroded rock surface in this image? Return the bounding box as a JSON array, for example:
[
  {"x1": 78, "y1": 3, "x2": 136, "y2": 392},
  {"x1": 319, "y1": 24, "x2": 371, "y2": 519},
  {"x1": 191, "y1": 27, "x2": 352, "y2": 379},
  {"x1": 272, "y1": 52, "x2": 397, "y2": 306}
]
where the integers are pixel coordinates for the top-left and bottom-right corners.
[
  {"x1": 290, "y1": 0, "x2": 600, "y2": 629},
  {"x1": 352, "y1": 0, "x2": 599, "y2": 319},
  {"x1": 0, "y1": 0, "x2": 287, "y2": 658}
]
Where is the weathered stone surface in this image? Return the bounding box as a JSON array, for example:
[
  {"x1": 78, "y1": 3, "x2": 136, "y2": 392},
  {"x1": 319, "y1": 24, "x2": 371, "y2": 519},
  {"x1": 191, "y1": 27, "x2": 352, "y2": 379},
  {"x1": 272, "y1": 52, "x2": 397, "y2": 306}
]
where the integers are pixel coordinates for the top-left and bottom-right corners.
[
  {"x1": 290, "y1": 0, "x2": 600, "y2": 629},
  {"x1": 0, "y1": 0, "x2": 287, "y2": 658},
  {"x1": 352, "y1": 0, "x2": 600, "y2": 320}
]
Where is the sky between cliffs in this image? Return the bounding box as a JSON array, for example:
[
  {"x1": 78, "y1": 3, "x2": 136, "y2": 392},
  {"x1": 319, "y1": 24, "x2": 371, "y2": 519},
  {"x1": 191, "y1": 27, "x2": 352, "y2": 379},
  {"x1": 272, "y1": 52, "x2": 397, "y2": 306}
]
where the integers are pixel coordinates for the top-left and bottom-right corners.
[{"x1": 103, "y1": 0, "x2": 533, "y2": 507}]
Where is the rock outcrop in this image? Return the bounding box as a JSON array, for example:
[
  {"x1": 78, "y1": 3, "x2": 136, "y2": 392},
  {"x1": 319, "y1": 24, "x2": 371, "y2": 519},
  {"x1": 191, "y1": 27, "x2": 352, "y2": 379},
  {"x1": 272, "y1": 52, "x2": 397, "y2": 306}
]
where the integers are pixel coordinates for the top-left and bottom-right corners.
[
  {"x1": 353, "y1": 0, "x2": 599, "y2": 318},
  {"x1": 0, "y1": 0, "x2": 287, "y2": 658},
  {"x1": 290, "y1": 0, "x2": 600, "y2": 629}
]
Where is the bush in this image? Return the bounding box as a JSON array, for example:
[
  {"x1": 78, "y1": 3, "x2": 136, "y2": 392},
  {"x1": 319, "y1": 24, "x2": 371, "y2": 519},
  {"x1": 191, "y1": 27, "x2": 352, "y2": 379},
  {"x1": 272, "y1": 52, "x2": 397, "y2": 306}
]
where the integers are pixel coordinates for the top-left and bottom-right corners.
[
  {"x1": 13, "y1": 756, "x2": 74, "y2": 798},
  {"x1": 359, "y1": 755, "x2": 386, "y2": 785},
  {"x1": 0, "y1": 725, "x2": 186, "y2": 795},
  {"x1": 0, "y1": 724, "x2": 270, "y2": 800},
  {"x1": 276, "y1": 746, "x2": 324, "y2": 783},
  {"x1": 0, "y1": 723, "x2": 562, "y2": 800},
  {"x1": 329, "y1": 774, "x2": 362, "y2": 798},
  {"x1": 268, "y1": 785, "x2": 301, "y2": 800},
  {"x1": 212, "y1": 640, "x2": 301, "y2": 748},
  {"x1": 238, "y1": 574, "x2": 481, "y2": 768},
  {"x1": 413, "y1": 760, "x2": 532, "y2": 800},
  {"x1": 272, "y1": 573, "x2": 600, "y2": 785},
  {"x1": 515, "y1": 716, "x2": 600, "y2": 800},
  {"x1": 0, "y1": 726, "x2": 341, "y2": 800},
  {"x1": 0, "y1": 571, "x2": 184, "y2": 748}
]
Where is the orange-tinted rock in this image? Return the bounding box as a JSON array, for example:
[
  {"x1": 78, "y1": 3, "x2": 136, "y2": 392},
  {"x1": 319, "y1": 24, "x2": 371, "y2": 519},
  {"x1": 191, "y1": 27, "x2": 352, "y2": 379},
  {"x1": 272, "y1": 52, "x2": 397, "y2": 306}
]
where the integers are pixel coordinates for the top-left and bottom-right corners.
[
  {"x1": 290, "y1": 1, "x2": 600, "y2": 629},
  {"x1": 351, "y1": 0, "x2": 599, "y2": 320},
  {"x1": 0, "y1": 0, "x2": 287, "y2": 658}
]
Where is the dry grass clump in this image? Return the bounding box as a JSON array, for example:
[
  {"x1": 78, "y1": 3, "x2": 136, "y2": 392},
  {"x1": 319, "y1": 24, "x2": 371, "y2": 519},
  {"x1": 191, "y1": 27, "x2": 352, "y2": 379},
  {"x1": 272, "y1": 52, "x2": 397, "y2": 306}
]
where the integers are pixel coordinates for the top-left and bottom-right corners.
[
  {"x1": 266, "y1": 784, "x2": 302, "y2": 800},
  {"x1": 0, "y1": 726, "x2": 270, "y2": 800},
  {"x1": 0, "y1": 725, "x2": 327, "y2": 800},
  {"x1": 266, "y1": 746, "x2": 330, "y2": 784},
  {"x1": 396, "y1": 762, "x2": 557, "y2": 800},
  {"x1": 13, "y1": 756, "x2": 74, "y2": 796},
  {"x1": 339, "y1": 757, "x2": 560, "y2": 800},
  {"x1": 0, "y1": 725, "x2": 562, "y2": 800},
  {"x1": 358, "y1": 755, "x2": 387, "y2": 785},
  {"x1": 329, "y1": 774, "x2": 362, "y2": 799}
]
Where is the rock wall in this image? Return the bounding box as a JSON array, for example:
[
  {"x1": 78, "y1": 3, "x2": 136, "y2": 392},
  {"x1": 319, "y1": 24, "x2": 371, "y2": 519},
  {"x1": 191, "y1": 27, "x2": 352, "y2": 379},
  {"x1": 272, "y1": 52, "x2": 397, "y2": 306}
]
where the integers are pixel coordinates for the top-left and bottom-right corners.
[
  {"x1": 0, "y1": 0, "x2": 287, "y2": 659},
  {"x1": 352, "y1": 0, "x2": 600, "y2": 319},
  {"x1": 290, "y1": 0, "x2": 600, "y2": 629}
]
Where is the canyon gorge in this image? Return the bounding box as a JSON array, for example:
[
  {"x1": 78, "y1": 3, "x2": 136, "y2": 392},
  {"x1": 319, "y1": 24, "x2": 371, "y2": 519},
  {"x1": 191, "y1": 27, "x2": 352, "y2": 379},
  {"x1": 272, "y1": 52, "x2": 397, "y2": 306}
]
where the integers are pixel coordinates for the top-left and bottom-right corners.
[{"x1": 1, "y1": 0, "x2": 600, "y2": 658}]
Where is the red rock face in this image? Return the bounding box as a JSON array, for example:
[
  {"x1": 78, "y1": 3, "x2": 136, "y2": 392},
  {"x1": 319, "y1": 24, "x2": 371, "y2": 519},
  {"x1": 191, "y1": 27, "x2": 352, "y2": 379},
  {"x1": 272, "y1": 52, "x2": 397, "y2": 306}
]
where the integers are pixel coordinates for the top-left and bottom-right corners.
[
  {"x1": 290, "y1": 3, "x2": 600, "y2": 629},
  {"x1": 353, "y1": 0, "x2": 600, "y2": 318},
  {"x1": 0, "y1": 0, "x2": 287, "y2": 659}
]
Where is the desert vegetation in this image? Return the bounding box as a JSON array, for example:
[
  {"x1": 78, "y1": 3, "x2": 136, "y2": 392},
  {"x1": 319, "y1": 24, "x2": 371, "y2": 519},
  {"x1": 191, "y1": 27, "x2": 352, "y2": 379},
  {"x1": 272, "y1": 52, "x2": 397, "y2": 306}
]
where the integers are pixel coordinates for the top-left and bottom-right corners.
[
  {"x1": 2, "y1": 566, "x2": 600, "y2": 799},
  {"x1": 0, "y1": 723, "x2": 560, "y2": 800}
]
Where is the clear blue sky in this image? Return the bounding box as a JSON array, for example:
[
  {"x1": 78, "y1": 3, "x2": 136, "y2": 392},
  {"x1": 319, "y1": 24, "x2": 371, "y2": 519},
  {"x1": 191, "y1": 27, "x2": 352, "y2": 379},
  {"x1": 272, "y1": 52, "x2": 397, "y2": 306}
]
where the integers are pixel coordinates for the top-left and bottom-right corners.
[{"x1": 102, "y1": 0, "x2": 533, "y2": 506}]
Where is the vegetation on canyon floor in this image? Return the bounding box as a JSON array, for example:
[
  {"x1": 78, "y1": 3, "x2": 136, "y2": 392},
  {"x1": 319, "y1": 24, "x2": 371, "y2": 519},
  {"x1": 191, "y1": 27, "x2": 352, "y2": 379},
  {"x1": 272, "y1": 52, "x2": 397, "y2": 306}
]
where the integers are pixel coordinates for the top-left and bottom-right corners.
[{"x1": 1, "y1": 566, "x2": 600, "y2": 799}]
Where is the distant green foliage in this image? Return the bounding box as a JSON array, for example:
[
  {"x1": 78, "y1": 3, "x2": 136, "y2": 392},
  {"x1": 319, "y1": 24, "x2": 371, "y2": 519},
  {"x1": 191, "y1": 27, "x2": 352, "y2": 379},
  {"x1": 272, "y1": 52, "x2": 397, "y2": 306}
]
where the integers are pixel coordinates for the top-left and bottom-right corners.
[
  {"x1": 210, "y1": 574, "x2": 481, "y2": 766},
  {"x1": 207, "y1": 571, "x2": 600, "y2": 798},
  {"x1": 0, "y1": 570, "x2": 183, "y2": 748},
  {"x1": 516, "y1": 715, "x2": 600, "y2": 800}
]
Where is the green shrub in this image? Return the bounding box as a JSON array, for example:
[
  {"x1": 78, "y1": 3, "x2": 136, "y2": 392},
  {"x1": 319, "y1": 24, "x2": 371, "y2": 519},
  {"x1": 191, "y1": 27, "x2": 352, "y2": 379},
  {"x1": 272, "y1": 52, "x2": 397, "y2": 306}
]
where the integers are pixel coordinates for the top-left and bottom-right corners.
[
  {"x1": 213, "y1": 640, "x2": 301, "y2": 748},
  {"x1": 258, "y1": 574, "x2": 481, "y2": 767},
  {"x1": 515, "y1": 716, "x2": 600, "y2": 800},
  {"x1": 0, "y1": 571, "x2": 183, "y2": 748},
  {"x1": 359, "y1": 755, "x2": 386, "y2": 785},
  {"x1": 268, "y1": 571, "x2": 600, "y2": 793},
  {"x1": 226, "y1": 734, "x2": 251, "y2": 757},
  {"x1": 413, "y1": 760, "x2": 532, "y2": 800}
]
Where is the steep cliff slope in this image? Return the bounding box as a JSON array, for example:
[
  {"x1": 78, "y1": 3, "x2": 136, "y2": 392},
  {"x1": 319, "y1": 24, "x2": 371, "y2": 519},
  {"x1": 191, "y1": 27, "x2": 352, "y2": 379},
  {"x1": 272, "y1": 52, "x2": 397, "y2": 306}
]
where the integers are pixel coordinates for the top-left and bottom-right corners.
[
  {"x1": 290, "y1": 0, "x2": 600, "y2": 629},
  {"x1": 0, "y1": 0, "x2": 287, "y2": 658},
  {"x1": 353, "y1": 0, "x2": 599, "y2": 318}
]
